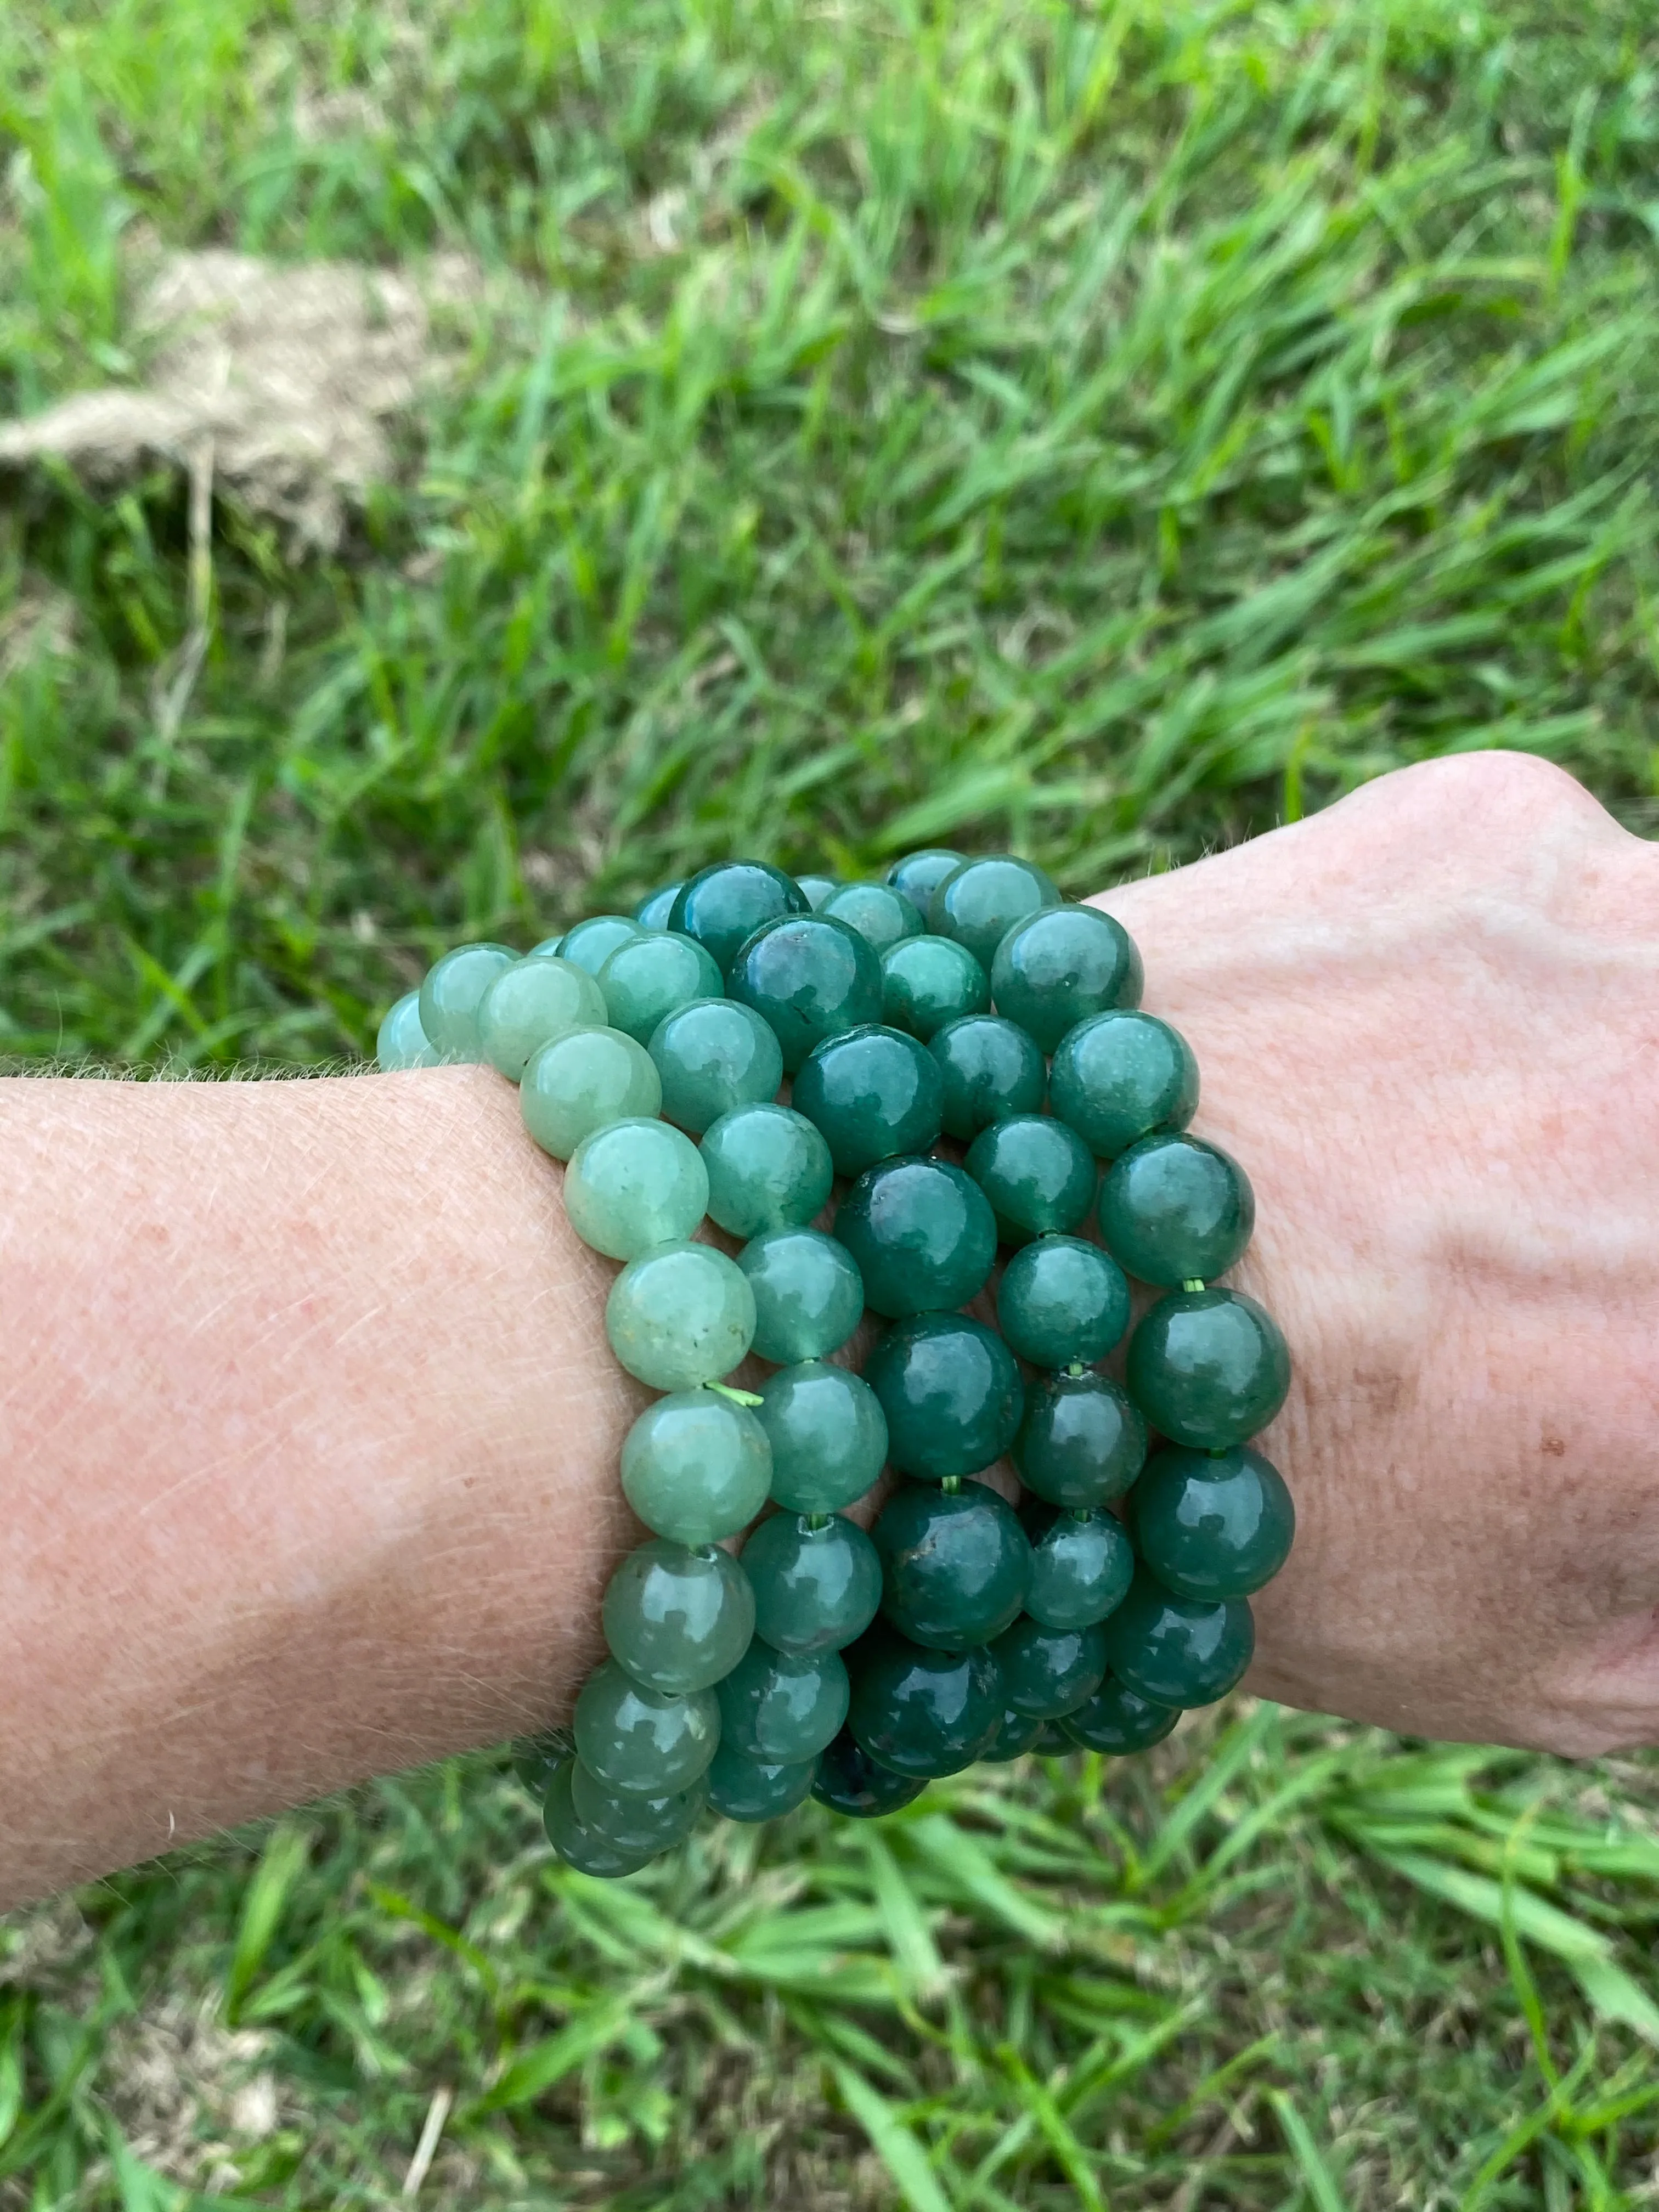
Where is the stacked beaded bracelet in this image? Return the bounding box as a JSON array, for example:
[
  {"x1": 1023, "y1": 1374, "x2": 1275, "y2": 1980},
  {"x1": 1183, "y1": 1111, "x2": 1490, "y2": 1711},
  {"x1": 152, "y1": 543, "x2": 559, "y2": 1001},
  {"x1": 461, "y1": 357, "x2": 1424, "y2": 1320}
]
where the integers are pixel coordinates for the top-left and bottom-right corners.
[{"x1": 376, "y1": 852, "x2": 1294, "y2": 1878}]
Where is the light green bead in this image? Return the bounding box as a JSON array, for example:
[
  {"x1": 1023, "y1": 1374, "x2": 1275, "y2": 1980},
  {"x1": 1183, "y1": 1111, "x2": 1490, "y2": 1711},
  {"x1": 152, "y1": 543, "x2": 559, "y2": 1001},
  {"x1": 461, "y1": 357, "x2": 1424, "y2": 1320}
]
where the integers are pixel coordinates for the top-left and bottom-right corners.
[
  {"x1": 564, "y1": 1119, "x2": 709, "y2": 1261},
  {"x1": 700, "y1": 1103, "x2": 834, "y2": 1238},
  {"x1": 375, "y1": 991, "x2": 441, "y2": 1070},
  {"x1": 478, "y1": 956, "x2": 606, "y2": 1079},
  {"x1": 606, "y1": 1242, "x2": 757, "y2": 1389},
  {"x1": 759, "y1": 1361, "x2": 889, "y2": 1514},
  {"x1": 621, "y1": 1390, "x2": 773, "y2": 1542},
  {"x1": 602, "y1": 1538, "x2": 756, "y2": 1694},
  {"x1": 573, "y1": 1659, "x2": 720, "y2": 1795},
  {"x1": 520, "y1": 1026, "x2": 662, "y2": 1161},
  {"x1": 740, "y1": 1227, "x2": 865, "y2": 1361},
  {"x1": 599, "y1": 932, "x2": 724, "y2": 1045},
  {"x1": 560, "y1": 914, "x2": 647, "y2": 976},
  {"x1": 650, "y1": 998, "x2": 785, "y2": 1135},
  {"x1": 418, "y1": 942, "x2": 516, "y2": 1059}
]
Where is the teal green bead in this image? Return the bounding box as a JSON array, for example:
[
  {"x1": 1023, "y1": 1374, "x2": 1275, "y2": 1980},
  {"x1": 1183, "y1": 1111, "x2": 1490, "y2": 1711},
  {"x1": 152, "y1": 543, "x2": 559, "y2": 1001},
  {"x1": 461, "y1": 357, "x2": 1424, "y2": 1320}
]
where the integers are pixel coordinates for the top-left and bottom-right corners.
[
  {"x1": 1099, "y1": 1132, "x2": 1254, "y2": 1287},
  {"x1": 796, "y1": 873, "x2": 842, "y2": 911},
  {"x1": 669, "y1": 862, "x2": 809, "y2": 973},
  {"x1": 727, "y1": 913, "x2": 883, "y2": 1073},
  {"x1": 873, "y1": 1481, "x2": 1031, "y2": 1650},
  {"x1": 620, "y1": 1389, "x2": 772, "y2": 1542},
  {"x1": 479, "y1": 955, "x2": 608, "y2": 1079},
  {"x1": 821, "y1": 882, "x2": 924, "y2": 955},
  {"x1": 376, "y1": 991, "x2": 441, "y2": 1070},
  {"x1": 559, "y1": 913, "x2": 647, "y2": 976},
  {"x1": 1032, "y1": 1721, "x2": 1075, "y2": 1753},
  {"x1": 1100, "y1": 1570, "x2": 1255, "y2": 1707},
  {"x1": 569, "y1": 1759, "x2": 707, "y2": 1854},
  {"x1": 847, "y1": 1632, "x2": 1003, "y2": 1779},
  {"x1": 885, "y1": 848, "x2": 965, "y2": 912},
  {"x1": 996, "y1": 1236, "x2": 1130, "y2": 1368},
  {"x1": 812, "y1": 1729, "x2": 927, "y2": 1816},
  {"x1": 716, "y1": 1643, "x2": 849, "y2": 1762},
  {"x1": 964, "y1": 1114, "x2": 1097, "y2": 1243},
  {"x1": 572, "y1": 1658, "x2": 720, "y2": 1795},
  {"x1": 634, "y1": 882, "x2": 684, "y2": 929},
  {"x1": 740, "y1": 1512, "x2": 882, "y2": 1655},
  {"x1": 880, "y1": 934, "x2": 990, "y2": 1041},
  {"x1": 989, "y1": 1617, "x2": 1106, "y2": 1719},
  {"x1": 510, "y1": 1730, "x2": 571, "y2": 1799},
  {"x1": 564, "y1": 1119, "x2": 709, "y2": 1261},
  {"x1": 740, "y1": 1228, "x2": 864, "y2": 1361},
  {"x1": 649, "y1": 998, "x2": 783, "y2": 1135},
  {"x1": 927, "y1": 854, "x2": 1061, "y2": 970},
  {"x1": 758, "y1": 1361, "x2": 888, "y2": 1514},
  {"x1": 1013, "y1": 1371, "x2": 1146, "y2": 1509},
  {"x1": 792, "y1": 1025, "x2": 944, "y2": 1175},
  {"x1": 929, "y1": 1014, "x2": 1046, "y2": 1140},
  {"x1": 601, "y1": 1537, "x2": 757, "y2": 1694},
  {"x1": 701, "y1": 1103, "x2": 833, "y2": 1239},
  {"x1": 1048, "y1": 1010, "x2": 1199, "y2": 1159},
  {"x1": 1060, "y1": 1675, "x2": 1181, "y2": 1754},
  {"x1": 543, "y1": 1764, "x2": 655, "y2": 1876},
  {"x1": 706, "y1": 1743, "x2": 818, "y2": 1822},
  {"x1": 833, "y1": 1157, "x2": 997, "y2": 1319},
  {"x1": 606, "y1": 1239, "x2": 757, "y2": 1389},
  {"x1": 864, "y1": 1314, "x2": 1023, "y2": 1482},
  {"x1": 598, "y1": 930, "x2": 724, "y2": 1045},
  {"x1": 418, "y1": 941, "x2": 516, "y2": 1059},
  {"x1": 521, "y1": 1026, "x2": 663, "y2": 1160},
  {"x1": 1022, "y1": 1504, "x2": 1136, "y2": 1632},
  {"x1": 979, "y1": 1706, "x2": 1046, "y2": 1762},
  {"x1": 1130, "y1": 1444, "x2": 1295, "y2": 1600},
  {"x1": 530, "y1": 934, "x2": 565, "y2": 958},
  {"x1": 990, "y1": 905, "x2": 1143, "y2": 1052},
  {"x1": 1125, "y1": 1288, "x2": 1290, "y2": 1449}
]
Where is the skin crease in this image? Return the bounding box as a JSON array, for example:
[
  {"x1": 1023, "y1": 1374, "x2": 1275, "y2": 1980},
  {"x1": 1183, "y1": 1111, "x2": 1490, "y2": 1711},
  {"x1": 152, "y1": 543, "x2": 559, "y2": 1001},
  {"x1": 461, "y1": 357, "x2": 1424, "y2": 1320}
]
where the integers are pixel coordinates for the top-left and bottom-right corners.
[{"x1": 0, "y1": 748, "x2": 1652, "y2": 1907}]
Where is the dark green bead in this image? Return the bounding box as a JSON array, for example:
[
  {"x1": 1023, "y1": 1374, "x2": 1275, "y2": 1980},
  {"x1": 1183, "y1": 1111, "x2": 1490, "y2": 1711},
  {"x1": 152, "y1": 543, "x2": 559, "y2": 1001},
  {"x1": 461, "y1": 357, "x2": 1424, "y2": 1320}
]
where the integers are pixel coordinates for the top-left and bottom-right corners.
[
  {"x1": 648, "y1": 997, "x2": 784, "y2": 1134},
  {"x1": 880, "y1": 934, "x2": 990, "y2": 1041},
  {"x1": 811, "y1": 1729, "x2": 927, "y2": 1817},
  {"x1": 1013, "y1": 1371, "x2": 1146, "y2": 1509},
  {"x1": 821, "y1": 881, "x2": 924, "y2": 955},
  {"x1": 1060, "y1": 1674, "x2": 1182, "y2": 1754},
  {"x1": 864, "y1": 1314, "x2": 1024, "y2": 1481},
  {"x1": 601, "y1": 1537, "x2": 756, "y2": 1695},
  {"x1": 758, "y1": 1360, "x2": 888, "y2": 1514},
  {"x1": 979, "y1": 1706, "x2": 1046, "y2": 1762},
  {"x1": 716, "y1": 1643, "x2": 849, "y2": 1762},
  {"x1": 873, "y1": 1481, "x2": 1031, "y2": 1650},
  {"x1": 1048, "y1": 1011, "x2": 1198, "y2": 1159},
  {"x1": 991, "y1": 904, "x2": 1144, "y2": 1052},
  {"x1": 510, "y1": 1731, "x2": 571, "y2": 1799},
  {"x1": 742, "y1": 1511, "x2": 882, "y2": 1654},
  {"x1": 964, "y1": 1114, "x2": 1097, "y2": 1243},
  {"x1": 848, "y1": 1632, "x2": 1004, "y2": 1778},
  {"x1": 701, "y1": 1102, "x2": 833, "y2": 1239},
  {"x1": 570, "y1": 1759, "x2": 706, "y2": 1854},
  {"x1": 834, "y1": 1156, "x2": 997, "y2": 1319},
  {"x1": 1022, "y1": 1504, "x2": 1136, "y2": 1632},
  {"x1": 727, "y1": 913, "x2": 884, "y2": 1073},
  {"x1": 1131, "y1": 1444, "x2": 1295, "y2": 1600},
  {"x1": 795, "y1": 873, "x2": 842, "y2": 911},
  {"x1": 928, "y1": 854, "x2": 1061, "y2": 970},
  {"x1": 573, "y1": 1660, "x2": 721, "y2": 1795},
  {"x1": 543, "y1": 1765, "x2": 654, "y2": 1877},
  {"x1": 669, "y1": 862, "x2": 809, "y2": 973},
  {"x1": 989, "y1": 1617, "x2": 1106, "y2": 1719},
  {"x1": 996, "y1": 1235, "x2": 1130, "y2": 1368},
  {"x1": 929, "y1": 1014, "x2": 1046, "y2": 1139},
  {"x1": 1098, "y1": 1132, "x2": 1254, "y2": 1286},
  {"x1": 560, "y1": 914, "x2": 646, "y2": 976},
  {"x1": 1032, "y1": 1720, "x2": 1076, "y2": 1754},
  {"x1": 706, "y1": 1743, "x2": 818, "y2": 1822},
  {"x1": 885, "y1": 848, "x2": 964, "y2": 911},
  {"x1": 792, "y1": 1024, "x2": 944, "y2": 1175},
  {"x1": 598, "y1": 930, "x2": 724, "y2": 1045},
  {"x1": 634, "y1": 881, "x2": 684, "y2": 929},
  {"x1": 1100, "y1": 1568, "x2": 1255, "y2": 1707},
  {"x1": 1126, "y1": 1288, "x2": 1291, "y2": 1449},
  {"x1": 740, "y1": 1227, "x2": 864, "y2": 1361}
]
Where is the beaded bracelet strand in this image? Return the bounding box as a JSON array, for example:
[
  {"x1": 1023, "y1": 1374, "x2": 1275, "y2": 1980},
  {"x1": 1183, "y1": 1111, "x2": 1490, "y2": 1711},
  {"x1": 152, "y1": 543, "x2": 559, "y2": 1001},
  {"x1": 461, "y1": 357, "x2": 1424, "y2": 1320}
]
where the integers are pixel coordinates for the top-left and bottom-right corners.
[{"x1": 376, "y1": 853, "x2": 1294, "y2": 1878}]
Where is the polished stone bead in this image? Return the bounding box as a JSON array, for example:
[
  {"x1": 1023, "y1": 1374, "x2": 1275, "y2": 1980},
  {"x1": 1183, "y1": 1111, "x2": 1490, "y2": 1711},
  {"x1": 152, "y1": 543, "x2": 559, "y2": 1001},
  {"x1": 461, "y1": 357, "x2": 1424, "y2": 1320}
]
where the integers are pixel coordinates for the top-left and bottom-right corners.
[
  {"x1": 758, "y1": 1361, "x2": 888, "y2": 1514},
  {"x1": 529, "y1": 935, "x2": 565, "y2": 959},
  {"x1": 716, "y1": 1643, "x2": 849, "y2": 1762},
  {"x1": 1060, "y1": 1674, "x2": 1181, "y2": 1754},
  {"x1": 543, "y1": 1764, "x2": 655, "y2": 1876},
  {"x1": 795, "y1": 873, "x2": 842, "y2": 912},
  {"x1": 740, "y1": 1227, "x2": 864, "y2": 1361},
  {"x1": 834, "y1": 1157, "x2": 997, "y2": 1319},
  {"x1": 598, "y1": 930, "x2": 723, "y2": 1045},
  {"x1": 510, "y1": 1730, "x2": 571, "y2": 1799},
  {"x1": 418, "y1": 941, "x2": 516, "y2": 1059},
  {"x1": 928, "y1": 854, "x2": 1061, "y2": 970},
  {"x1": 479, "y1": 955, "x2": 607, "y2": 1079},
  {"x1": 879, "y1": 934, "x2": 990, "y2": 1041},
  {"x1": 740, "y1": 1512, "x2": 882, "y2": 1654},
  {"x1": 1032, "y1": 1720, "x2": 1075, "y2": 1753},
  {"x1": 376, "y1": 990, "x2": 442, "y2": 1070},
  {"x1": 564, "y1": 1118, "x2": 709, "y2": 1261},
  {"x1": 811, "y1": 1728, "x2": 928, "y2": 1818},
  {"x1": 822, "y1": 882, "x2": 924, "y2": 956},
  {"x1": 1100, "y1": 1569, "x2": 1255, "y2": 1707},
  {"x1": 1048, "y1": 1011, "x2": 1199, "y2": 1159},
  {"x1": 634, "y1": 882, "x2": 685, "y2": 930},
  {"x1": 701, "y1": 1103, "x2": 833, "y2": 1238},
  {"x1": 965, "y1": 1114, "x2": 1097, "y2": 1243},
  {"x1": 573, "y1": 1658, "x2": 720, "y2": 1795},
  {"x1": 990, "y1": 905, "x2": 1143, "y2": 1051},
  {"x1": 621, "y1": 1389, "x2": 772, "y2": 1542},
  {"x1": 792, "y1": 1025, "x2": 944, "y2": 1175},
  {"x1": 885, "y1": 848, "x2": 965, "y2": 912},
  {"x1": 864, "y1": 1314, "x2": 1024, "y2": 1481},
  {"x1": 602, "y1": 1537, "x2": 757, "y2": 1695},
  {"x1": 560, "y1": 914, "x2": 648, "y2": 977},
  {"x1": 649, "y1": 998, "x2": 784, "y2": 1135},
  {"x1": 1022, "y1": 1504, "x2": 1136, "y2": 1632},
  {"x1": 1126, "y1": 1288, "x2": 1290, "y2": 1450},
  {"x1": 996, "y1": 1235, "x2": 1130, "y2": 1368},
  {"x1": 979, "y1": 1706, "x2": 1046, "y2": 1762},
  {"x1": 929, "y1": 1014, "x2": 1046, "y2": 1139},
  {"x1": 990, "y1": 1617, "x2": 1106, "y2": 1719},
  {"x1": 1099, "y1": 1132, "x2": 1254, "y2": 1287},
  {"x1": 669, "y1": 861, "x2": 809, "y2": 973},
  {"x1": 1131, "y1": 1444, "x2": 1295, "y2": 1600},
  {"x1": 521, "y1": 1026, "x2": 663, "y2": 1161},
  {"x1": 607, "y1": 1242, "x2": 757, "y2": 1390},
  {"x1": 570, "y1": 1759, "x2": 707, "y2": 1854},
  {"x1": 1013, "y1": 1372, "x2": 1146, "y2": 1509},
  {"x1": 873, "y1": 1481, "x2": 1031, "y2": 1650},
  {"x1": 848, "y1": 1632, "x2": 1004, "y2": 1778},
  {"x1": 706, "y1": 1743, "x2": 818, "y2": 1822},
  {"x1": 727, "y1": 913, "x2": 884, "y2": 1072}
]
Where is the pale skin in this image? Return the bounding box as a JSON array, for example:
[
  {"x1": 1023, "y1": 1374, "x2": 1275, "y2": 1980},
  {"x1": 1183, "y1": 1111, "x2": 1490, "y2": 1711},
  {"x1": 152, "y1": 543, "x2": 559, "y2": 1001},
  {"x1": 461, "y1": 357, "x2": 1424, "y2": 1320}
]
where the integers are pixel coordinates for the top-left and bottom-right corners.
[{"x1": 2, "y1": 751, "x2": 1655, "y2": 1910}]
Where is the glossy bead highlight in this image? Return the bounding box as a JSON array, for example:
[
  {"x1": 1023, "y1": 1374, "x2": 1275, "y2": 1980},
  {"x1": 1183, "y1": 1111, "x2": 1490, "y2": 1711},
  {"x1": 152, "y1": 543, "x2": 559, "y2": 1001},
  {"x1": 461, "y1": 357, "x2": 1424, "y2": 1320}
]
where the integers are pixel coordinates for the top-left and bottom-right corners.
[{"x1": 606, "y1": 1240, "x2": 758, "y2": 1390}]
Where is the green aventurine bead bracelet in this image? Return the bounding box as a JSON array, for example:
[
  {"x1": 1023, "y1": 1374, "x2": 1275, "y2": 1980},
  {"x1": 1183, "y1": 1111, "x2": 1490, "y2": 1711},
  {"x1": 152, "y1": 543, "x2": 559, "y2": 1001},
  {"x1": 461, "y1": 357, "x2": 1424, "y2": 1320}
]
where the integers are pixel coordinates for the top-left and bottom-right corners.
[{"x1": 376, "y1": 853, "x2": 1295, "y2": 1878}]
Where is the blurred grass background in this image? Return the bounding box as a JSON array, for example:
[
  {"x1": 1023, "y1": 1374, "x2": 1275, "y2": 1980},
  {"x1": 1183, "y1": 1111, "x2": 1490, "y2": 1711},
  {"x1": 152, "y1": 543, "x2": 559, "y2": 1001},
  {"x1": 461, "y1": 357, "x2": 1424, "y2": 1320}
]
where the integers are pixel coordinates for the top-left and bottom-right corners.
[{"x1": 1, "y1": 0, "x2": 1658, "y2": 2204}]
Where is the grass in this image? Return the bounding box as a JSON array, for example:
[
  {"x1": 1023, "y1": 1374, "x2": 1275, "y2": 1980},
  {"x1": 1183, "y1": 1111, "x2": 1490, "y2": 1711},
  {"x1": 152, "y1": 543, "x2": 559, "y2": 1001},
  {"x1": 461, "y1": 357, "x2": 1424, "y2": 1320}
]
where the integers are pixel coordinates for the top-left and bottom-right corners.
[{"x1": 1, "y1": 0, "x2": 1658, "y2": 2202}]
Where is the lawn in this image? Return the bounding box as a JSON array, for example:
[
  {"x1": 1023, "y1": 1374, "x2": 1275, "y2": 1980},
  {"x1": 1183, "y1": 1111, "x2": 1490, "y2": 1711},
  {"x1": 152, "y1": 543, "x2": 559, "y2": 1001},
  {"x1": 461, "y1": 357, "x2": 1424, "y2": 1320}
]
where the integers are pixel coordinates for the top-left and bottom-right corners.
[{"x1": 2, "y1": 0, "x2": 1658, "y2": 2203}]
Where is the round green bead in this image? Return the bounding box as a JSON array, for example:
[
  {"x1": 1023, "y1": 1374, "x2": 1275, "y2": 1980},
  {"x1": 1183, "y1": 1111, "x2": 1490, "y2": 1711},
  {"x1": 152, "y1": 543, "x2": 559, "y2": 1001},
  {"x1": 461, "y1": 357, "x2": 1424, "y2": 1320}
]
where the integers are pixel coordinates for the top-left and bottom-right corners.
[
  {"x1": 929, "y1": 1014, "x2": 1046, "y2": 1140},
  {"x1": 812, "y1": 1729, "x2": 927, "y2": 1817},
  {"x1": 479, "y1": 956, "x2": 607, "y2": 1079},
  {"x1": 560, "y1": 914, "x2": 647, "y2": 977},
  {"x1": 701, "y1": 1104, "x2": 833, "y2": 1238},
  {"x1": 634, "y1": 882, "x2": 684, "y2": 929},
  {"x1": 964, "y1": 1114, "x2": 1097, "y2": 1243},
  {"x1": 740, "y1": 1228, "x2": 864, "y2": 1361},
  {"x1": 376, "y1": 990, "x2": 442, "y2": 1070},
  {"x1": 727, "y1": 913, "x2": 883, "y2": 1073},
  {"x1": 741, "y1": 1513, "x2": 882, "y2": 1655},
  {"x1": 1048, "y1": 1010, "x2": 1199, "y2": 1160},
  {"x1": 706, "y1": 1743, "x2": 818, "y2": 1822},
  {"x1": 419, "y1": 941, "x2": 516, "y2": 1059},
  {"x1": 511, "y1": 1730, "x2": 571, "y2": 1799},
  {"x1": 521, "y1": 1026, "x2": 662, "y2": 1161},
  {"x1": 606, "y1": 1242, "x2": 757, "y2": 1390},
  {"x1": 569, "y1": 1759, "x2": 707, "y2": 1854},
  {"x1": 927, "y1": 854, "x2": 1061, "y2": 970},
  {"x1": 1060, "y1": 1675, "x2": 1181, "y2": 1754},
  {"x1": 758, "y1": 1361, "x2": 888, "y2": 1514},
  {"x1": 864, "y1": 1314, "x2": 1024, "y2": 1481},
  {"x1": 821, "y1": 882, "x2": 924, "y2": 956},
  {"x1": 544, "y1": 1764, "x2": 654, "y2": 1876},
  {"x1": 564, "y1": 1118, "x2": 709, "y2": 1261},
  {"x1": 1014, "y1": 1371, "x2": 1146, "y2": 1509},
  {"x1": 880, "y1": 934, "x2": 990, "y2": 1041},
  {"x1": 979, "y1": 1706, "x2": 1046, "y2": 1762},
  {"x1": 601, "y1": 1537, "x2": 757, "y2": 1695},
  {"x1": 1022, "y1": 1503, "x2": 1136, "y2": 1632},
  {"x1": 792, "y1": 1025, "x2": 944, "y2": 1176},
  {"x1": 716, "y1": 1643, "x2": 849, "y2": 1762},
  {"x1": 848, "y1": 1633, "x2": 1003, "y2": 1779},
  {"x1": 1032, "y1": 1720, "x2": 1075, "y2": 1753},
  {"x1": 649, "y1": 998, "x2": 783, "y2": 1135},
  {"x1": 990, "y1": 905, "x2": 1143, "y2": 1052},
  {"x1": 1101, "y1": 1570, "x2": 1255, "y2": 1707},
  {"x1": 1126, "y1": 1288, "x2": 1290, "y2": 1450},
  {"x1": 873, "y1": 1481, "x2": 1031, "y2": 1650},
  {"x1": 669, "y1": 862, "x2": 809, "y2": 973},
  {"x1": 989, "y1": 1617, "x2": 1106, "y2": 1719},
  {"x1": 885, "y1": 848, "x2": 965, "y2": 912},
  {"x1": 598, "y1": 930, "x2": 723, "y2": 1045},
  {"x1": 573, "y1": 1658, "x2": 720, "y2": 1795},
  {"x1": 833, "y1": 1157, "x2": 997, "y2": 1319},
  {"x1": 530, "y1": 935, "x2": 565, "y2": 959},
  {"x1": 620, "y1": 1389, "x2": 772, "y2": 1542},
  {"x1": 795, "y1": 874, "x2": 842, "y2": 911},
  {"x1": 1131, "y1": 1444, "x2": 1294, "y2": 1600},
  {"x1": 996, "y1": 1236, "x2": 1130, "y2": 1368},
  {"x1": 1099, "y1": 1132, "x2": 1254, "y2": 1286}
]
